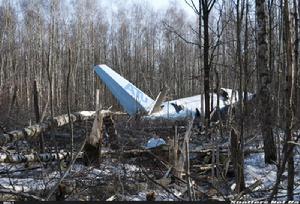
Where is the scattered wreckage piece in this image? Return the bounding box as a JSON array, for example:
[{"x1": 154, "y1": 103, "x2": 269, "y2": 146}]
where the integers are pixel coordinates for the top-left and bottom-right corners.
[{"x1": 0, "y1": 111, "x2": 96, "y2": 146}]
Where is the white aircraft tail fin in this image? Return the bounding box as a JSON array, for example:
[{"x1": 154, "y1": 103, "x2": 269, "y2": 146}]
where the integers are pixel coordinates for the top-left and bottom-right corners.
[{"x1": 94, "y1": 64, "x2": 154, "y2": 115}]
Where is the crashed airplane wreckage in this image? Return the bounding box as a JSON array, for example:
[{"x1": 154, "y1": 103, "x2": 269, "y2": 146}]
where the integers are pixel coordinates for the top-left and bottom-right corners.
[
  {"x1": 0, "y1": 65, "x2": 259, "y2": 201},
  {"x1": 94, "y1": 64, "x2": 255, "y2": 121},
  {"x1": 0, "y1": 65, "x2": 255, "y2": 162}
]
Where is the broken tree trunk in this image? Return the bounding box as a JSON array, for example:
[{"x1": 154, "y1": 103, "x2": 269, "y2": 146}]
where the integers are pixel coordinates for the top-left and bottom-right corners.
[
  {"x1": 33, "y1": 80, "x2": 44, "y2": 153},
  {"x1": 0, "y1": 111, "x2": 95, "y2": 146},
  {"x1": 84, "y1": 110, "x2": 120, "y2": 165},
  {"x1": 104, "y1": 115, "x2": 119, "y2": 150},
  {"x1": 171, "y1": 126, "x2": 179, "y2": 171},
  {"x1": 230, "y1": 128, "x2": 245, "y2": 193},
  {"x1": 176, "y1": 120, "x2": 193, "y2": 179},
  {"x1": 83, "y1": 110, "x2": 103, "y2": 164}
]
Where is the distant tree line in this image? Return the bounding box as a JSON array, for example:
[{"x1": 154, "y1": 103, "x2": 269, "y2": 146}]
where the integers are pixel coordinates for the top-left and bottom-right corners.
[{"x1": 0, "y1": 0, "x2": 268, "y2": 121}]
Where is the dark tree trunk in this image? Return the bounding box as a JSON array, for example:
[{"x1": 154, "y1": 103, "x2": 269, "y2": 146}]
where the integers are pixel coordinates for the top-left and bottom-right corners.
[
  {"x1": 202, "y1": 4, "x2": 210, "y2": 125},
  {"x1": 33, "y1": 80, "x2": 44, "y2": 153},
  {"x1": 201, "y1": 0, "x2": 216, "y2": 127},
  {"x1": 230, "y1": 128, "x2": 245, "y2": 193},
  {"x1": 256, "y1": 0, "x2": 277, "y2": 164}
]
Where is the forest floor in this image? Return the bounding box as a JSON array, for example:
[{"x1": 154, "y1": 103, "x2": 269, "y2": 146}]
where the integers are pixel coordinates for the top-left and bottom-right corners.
[{"x1": 0, "y1": 116, "x2": 298, "y2": 201}]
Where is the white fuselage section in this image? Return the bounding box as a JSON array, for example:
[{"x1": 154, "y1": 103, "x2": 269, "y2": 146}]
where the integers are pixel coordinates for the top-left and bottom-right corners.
[{"x1": 145, "y1": 89, "x2": 253, "y2": 120}]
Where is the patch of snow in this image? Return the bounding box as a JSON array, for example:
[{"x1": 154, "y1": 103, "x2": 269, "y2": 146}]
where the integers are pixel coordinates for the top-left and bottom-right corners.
[
  {"x1": 244, "y1": 149, "x2": 300, "y2": 200},
  {"x1": 124, "y1": 190, "x2": 177, "y2": 201},
  {"x1": 79, "y1": 111, "x2": 95, "y2": 117},
  {"x1": 244, "y1": 153, "x2": 277, "y2": 190},
  {"x1": 47, "y1": 170, "x2": 61, "y2": 179},
  {"x1": 68, "y1": 162, "x2": 142, "y2": 180}
]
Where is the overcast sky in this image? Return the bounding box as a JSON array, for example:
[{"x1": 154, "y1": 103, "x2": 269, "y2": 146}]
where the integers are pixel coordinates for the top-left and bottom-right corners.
[
  {"x1": 0, "y1": 0, "x2": 199, "y2": 22},
  {"x1": 101, "y1": 0, "x2": 198, "y2": 19},
  {"x1": 143, "y1": 0, "x2": 195, "y2": 11}
]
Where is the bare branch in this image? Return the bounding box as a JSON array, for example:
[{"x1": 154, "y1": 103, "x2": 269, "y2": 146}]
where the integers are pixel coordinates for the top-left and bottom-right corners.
[
  {"x1": 184, "y1": 0, "x2": 200, "y2": 15},
  {"x1": 208, "y1": 0, "x2": 216, "y2": 12},
  {"x1": 162, "y1": 21, "x2": 200, "y2": 47}
]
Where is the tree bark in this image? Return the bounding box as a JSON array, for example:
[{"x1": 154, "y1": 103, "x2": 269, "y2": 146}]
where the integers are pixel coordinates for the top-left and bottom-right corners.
[
  {"x1": 230, "y1": 128, "x2": 245, "y2": 193},
  {"x1": 33, "y1": 80, "x2": 44, "y2": 153},
  {"x1": 202, "y1": 1, "x2": 211, "y2": 125},
  {"x1": 284, "y1": 0, "x2": 295, "y2": 199},
  {"x1": 256, "y1": 0, "x2": 277, "y2": 164},
  {"x1": 235, "y1": 0, "x2": 246, "y2": 193},
  {"x1": 269, "y1": 0, "x2": 296, "y2": 200},
  {"x1": 67, "y1": 48, "x2": 74, "y2": 160}
]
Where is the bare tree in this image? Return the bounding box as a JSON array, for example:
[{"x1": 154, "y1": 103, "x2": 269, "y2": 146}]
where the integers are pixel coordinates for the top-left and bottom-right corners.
[
  {"x1": 256, "y1": 0, "x2": 277, "y2": 164},
  {"x1": 202, "y1": 0, "x2": 216, "y2": 125},
  {"x1": 269, "y1": 0, "x2": 297, "y2": 200},
  {"x1": 235, "y1": 0, "x2": 246, "y2": 193},
  {"x1": 284, "y1": 0, "x2": 295, "y2": 199}
]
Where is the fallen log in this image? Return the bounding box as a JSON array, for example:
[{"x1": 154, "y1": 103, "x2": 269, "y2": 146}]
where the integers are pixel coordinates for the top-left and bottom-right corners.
[
  {"x1": 0, "y1": 188, "x2": 44, "y2": 201},
  {"x1": 0, "y1": 111, "x2": 96, "y2": 146},
  {"x1": 0, "y1": 145, "x2": 256, "y2": 164},
  {"x1": 0, "y1": 151, "x2": 83, "y2": 163},
  {"x1": 0, "y1": 148, "x2": 152, "y2": 164}
]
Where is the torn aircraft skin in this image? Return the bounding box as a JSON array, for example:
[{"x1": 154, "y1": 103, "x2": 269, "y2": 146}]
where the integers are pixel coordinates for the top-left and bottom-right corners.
[{"x1": 94, "y1": 64, "x2": 255, "y2": 120}]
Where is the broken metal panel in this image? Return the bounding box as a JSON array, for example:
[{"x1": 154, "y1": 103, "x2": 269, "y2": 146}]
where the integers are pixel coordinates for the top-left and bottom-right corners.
[
  {"x1": 146, "y1": 138, "x2": 166, "y2": 149},
  {"x1": 148, "y1": 85, "x2": 169, "y2": 115}
]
